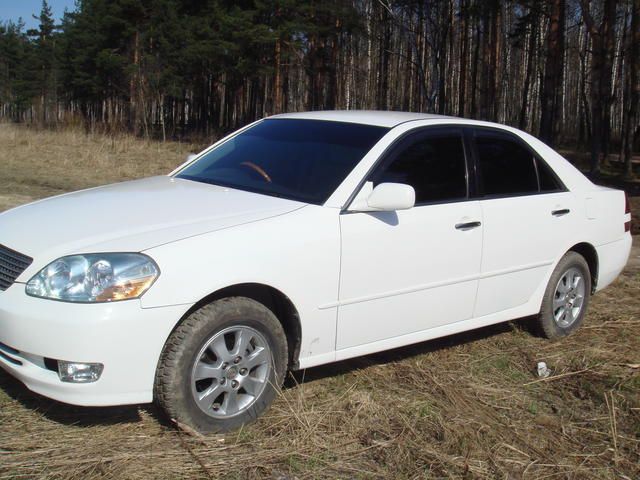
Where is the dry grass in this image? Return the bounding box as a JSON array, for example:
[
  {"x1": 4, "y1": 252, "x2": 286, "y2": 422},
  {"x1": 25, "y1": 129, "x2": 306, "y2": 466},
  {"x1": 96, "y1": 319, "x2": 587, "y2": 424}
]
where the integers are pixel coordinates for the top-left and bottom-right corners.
[
  {"x1": 0, "y1": 123, "x2": 639, "y2": 479},
  {"x1": 0, "y1": 123, "x2": 197, "y2": 211}
]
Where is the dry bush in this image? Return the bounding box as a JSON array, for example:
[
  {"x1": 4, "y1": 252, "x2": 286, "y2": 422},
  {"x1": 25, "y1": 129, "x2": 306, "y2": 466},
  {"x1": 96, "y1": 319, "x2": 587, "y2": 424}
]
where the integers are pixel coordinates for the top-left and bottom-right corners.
[{"x1": 0, "y1": 124, "x2": 638, "y2": 479}]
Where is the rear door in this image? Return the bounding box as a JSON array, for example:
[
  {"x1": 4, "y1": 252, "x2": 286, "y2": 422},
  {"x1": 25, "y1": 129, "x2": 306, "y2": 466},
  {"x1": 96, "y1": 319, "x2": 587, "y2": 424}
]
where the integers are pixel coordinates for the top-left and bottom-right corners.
[{"x1": 469, "y1": 127, "x2": 576, "y2": 317}]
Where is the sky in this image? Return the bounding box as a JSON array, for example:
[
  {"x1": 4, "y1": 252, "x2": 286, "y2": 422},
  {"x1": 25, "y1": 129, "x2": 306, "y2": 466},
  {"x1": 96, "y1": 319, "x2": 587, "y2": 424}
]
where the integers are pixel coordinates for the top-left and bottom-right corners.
[{"x1": 0, "y1": 0, "x2": 76, "y2": 30}]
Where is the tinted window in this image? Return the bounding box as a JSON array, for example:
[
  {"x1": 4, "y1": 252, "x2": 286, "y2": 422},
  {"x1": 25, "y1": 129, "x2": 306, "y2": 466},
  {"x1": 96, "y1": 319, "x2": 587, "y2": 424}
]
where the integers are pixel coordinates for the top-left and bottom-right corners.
[
  {"x1": 475, "y1": 131, "x2": 538, "y2": 196},
  {"x1": 372, "y1": 132, "x2": 467, "y2": 204},
  {"x1": 537, "y1": 158, "x2": 563, "y2": 192},
  {"x1": 177, "y1": 119, "x2": 388, "y2": 204}
]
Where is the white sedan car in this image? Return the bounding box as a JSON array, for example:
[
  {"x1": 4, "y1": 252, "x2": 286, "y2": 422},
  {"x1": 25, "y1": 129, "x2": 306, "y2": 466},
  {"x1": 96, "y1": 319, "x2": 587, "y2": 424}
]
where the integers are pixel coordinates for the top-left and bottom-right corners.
[{"x1": 0, "y1": 111, "x2": 632, "y2": 432}]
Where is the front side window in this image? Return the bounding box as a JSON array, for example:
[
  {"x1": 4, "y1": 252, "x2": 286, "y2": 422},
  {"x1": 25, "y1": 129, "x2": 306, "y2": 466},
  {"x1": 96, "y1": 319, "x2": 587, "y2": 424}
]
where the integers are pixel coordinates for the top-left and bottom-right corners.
[
  {"x1": 475, "y1": 130, "x2": 539, "y2": 196},
  {"x1": 371, "y1": 130, "x2": 468, "y2": 204},
  {"x1": 177, "y1": 119, "x2": 388, "y2": 204}
]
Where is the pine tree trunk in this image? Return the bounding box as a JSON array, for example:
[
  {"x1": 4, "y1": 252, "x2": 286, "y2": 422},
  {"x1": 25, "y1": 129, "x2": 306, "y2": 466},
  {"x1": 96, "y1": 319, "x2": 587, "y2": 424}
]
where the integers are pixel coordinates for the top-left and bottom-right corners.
[
  {"x1": 520, "y1": 17, "x2": 537, "y2": 130},
  {"x1": 482, "y1": 1, "x2": 499, "y2": 121},
  {"x1": 470, "y1": 21, "x2": 480, "y2": 118},
  {"x1": 623, "y1": 0, "x2": 639, "y2": 178},
  {"x1": 581, "y1": 0, "x2": 617, "y2": 175},
  {"x1": 129, "y1": 29, "x2": 141, "y2": 135},
  {"x1": 480, "y1": 6, "x2": 490, "y2": 120},
  {"x1": 327, "y1": 18, "x2": 340, "y2": 110},
  {"x1": 274, "y1": 38, "x2": 283, "y2": 114},
  {"x1": 378, "y1": 7, "x2": 390, "y2": 110},
  {"x1": 437, "y1": 5, "x2": 450, "y2": 115},
  {"x1": 579, "y1": 24, "x2": 592, "y2": 146},
  {"x1": 458, "y1": 0, "x2": 468, "y2": 117},
  {"x1": 600, "y1": 0, "x2": 617, "y2": 161},
  {"x1": 540, "y1": 0, "x2": 565, "y2": 146}
]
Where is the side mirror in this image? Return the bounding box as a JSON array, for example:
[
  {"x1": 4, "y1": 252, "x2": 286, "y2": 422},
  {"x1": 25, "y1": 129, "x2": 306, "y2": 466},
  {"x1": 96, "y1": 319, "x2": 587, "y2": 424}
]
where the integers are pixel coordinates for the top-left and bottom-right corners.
[
  {"x1": 349, "y1": 182, "x2": 415, "y2": 212},
  {"x1": 185, "y1": 153, "x2": 198, "y2": 163}
]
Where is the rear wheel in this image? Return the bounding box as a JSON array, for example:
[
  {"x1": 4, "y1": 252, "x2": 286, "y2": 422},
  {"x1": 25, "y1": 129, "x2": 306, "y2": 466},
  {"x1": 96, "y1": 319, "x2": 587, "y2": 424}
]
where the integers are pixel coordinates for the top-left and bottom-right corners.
[
  {"x1": 155, "y1": 297, "x2": 288, "y2": 433},
  {"x1": 537, "y1": 252, "x2": 591, "y2": 339}
]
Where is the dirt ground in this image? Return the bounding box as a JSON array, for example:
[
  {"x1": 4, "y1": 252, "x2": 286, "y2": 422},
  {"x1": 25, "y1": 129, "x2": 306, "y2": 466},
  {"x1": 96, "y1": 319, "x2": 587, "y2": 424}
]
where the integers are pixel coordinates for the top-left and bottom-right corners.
[{"x1": 0, "y1": 124, "x2": 638, "y2": 479}]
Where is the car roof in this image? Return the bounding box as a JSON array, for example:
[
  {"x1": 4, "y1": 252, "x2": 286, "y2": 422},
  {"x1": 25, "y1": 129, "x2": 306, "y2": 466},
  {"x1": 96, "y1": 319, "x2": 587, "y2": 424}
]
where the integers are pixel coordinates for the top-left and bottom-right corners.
[{"x1": 268, "y1": 110, "x2": 455, "y2": 128}]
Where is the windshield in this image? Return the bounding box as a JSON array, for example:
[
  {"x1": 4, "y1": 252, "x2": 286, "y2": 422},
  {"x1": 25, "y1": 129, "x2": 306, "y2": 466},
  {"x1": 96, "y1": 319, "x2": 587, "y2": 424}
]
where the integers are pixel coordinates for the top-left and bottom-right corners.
[{"x1": 176, "y1": 119, "x2": 389, "y2": 204}]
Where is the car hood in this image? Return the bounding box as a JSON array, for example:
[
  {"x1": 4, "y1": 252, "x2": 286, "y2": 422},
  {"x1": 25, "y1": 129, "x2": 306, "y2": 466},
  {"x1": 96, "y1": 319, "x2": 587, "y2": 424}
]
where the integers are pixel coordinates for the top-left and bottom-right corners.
[{"x1": 0, "y1": 176, "x2": 305, "y2": 276}]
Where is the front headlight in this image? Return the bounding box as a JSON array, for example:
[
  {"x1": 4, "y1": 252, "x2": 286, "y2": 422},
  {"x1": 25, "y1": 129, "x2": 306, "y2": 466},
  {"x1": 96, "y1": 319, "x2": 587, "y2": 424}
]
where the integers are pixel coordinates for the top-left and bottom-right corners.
[{"x1": 26, "y1": 253, "x2": 159, "y2": 303}]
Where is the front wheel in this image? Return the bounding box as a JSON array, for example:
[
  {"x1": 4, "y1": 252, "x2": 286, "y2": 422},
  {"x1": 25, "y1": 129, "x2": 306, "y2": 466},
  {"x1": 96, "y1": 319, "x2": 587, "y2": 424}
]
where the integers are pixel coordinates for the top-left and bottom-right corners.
[
  {"x1": 154, "y1": 297, "x2": 288, "y2": 433},
  {"x1": 536, "y1": 251, "x2": 591, "y2": 339}
]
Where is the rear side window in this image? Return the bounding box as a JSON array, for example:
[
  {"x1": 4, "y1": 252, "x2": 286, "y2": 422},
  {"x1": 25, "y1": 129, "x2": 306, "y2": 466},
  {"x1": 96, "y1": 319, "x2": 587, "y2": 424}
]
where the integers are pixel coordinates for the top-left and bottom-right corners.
[
  {"x1": 474, "y1": 130, "x2": 538, "y2": 196},
  {"x1": 537, "y1": 158, "x2": 563, "y2": 192},
  {"x1": 371, "y1": 130, "x2": 468, "y2": 204}
]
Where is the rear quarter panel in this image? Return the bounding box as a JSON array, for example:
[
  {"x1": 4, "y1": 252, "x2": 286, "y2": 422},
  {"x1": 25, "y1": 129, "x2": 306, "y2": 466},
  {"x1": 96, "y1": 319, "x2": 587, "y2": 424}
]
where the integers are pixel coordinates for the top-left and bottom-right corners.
[
  {"x1": 582, "y1": 188, "x2": 629, "y2": 245},
  {"x1": 582, "y1": 187, "x2": 632, "y2": 291},
  {"x1": 510, "y1": 128, "x2": 631, "y2": 293}
]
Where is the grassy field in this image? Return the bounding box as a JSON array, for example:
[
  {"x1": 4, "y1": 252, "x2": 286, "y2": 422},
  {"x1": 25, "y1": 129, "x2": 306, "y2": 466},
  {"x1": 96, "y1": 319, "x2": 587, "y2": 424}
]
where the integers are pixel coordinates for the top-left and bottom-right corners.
[{"x1": 0, "y1": 123, "x2": 638, "y2": 479}]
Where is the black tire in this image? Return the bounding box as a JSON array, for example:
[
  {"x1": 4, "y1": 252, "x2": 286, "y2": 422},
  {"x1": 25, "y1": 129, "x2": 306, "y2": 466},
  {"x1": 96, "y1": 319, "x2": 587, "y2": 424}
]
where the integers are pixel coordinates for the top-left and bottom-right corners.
[
  {"x1": 154, "y1": 297, "x2": 288, "y2": 433},
  {"x1": 536, "y1": 251, "x2": 591, "y2": 339}
]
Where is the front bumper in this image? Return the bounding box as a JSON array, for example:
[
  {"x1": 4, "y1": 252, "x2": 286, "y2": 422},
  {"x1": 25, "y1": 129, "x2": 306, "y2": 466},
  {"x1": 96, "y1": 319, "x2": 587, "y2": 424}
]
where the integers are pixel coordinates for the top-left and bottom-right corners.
[{"x1": 0, "y1": 284, "x2": 190, "y2": 406}]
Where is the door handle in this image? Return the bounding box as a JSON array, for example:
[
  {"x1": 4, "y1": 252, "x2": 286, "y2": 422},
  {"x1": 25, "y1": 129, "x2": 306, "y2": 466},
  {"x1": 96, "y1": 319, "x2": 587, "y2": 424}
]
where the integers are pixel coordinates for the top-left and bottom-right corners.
[
  {"x1": 551, "y1": 208, "x2": 570, "y2": 216},
  {"x1": 455, "y1": 221, "x2": 482, "y2": 231}
]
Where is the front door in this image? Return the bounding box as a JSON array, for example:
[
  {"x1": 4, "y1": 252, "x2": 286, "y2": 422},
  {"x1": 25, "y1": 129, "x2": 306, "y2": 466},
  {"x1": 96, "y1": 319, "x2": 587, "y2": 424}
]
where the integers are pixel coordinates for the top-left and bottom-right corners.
[{"x1": 336, "y1": 127, "x2": 483, "y2": 351}]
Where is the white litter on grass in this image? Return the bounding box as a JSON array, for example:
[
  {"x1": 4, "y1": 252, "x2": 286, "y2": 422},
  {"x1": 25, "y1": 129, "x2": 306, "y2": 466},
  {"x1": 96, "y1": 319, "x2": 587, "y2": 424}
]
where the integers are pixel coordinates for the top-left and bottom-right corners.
[{"x1": 537, "y1": 361, "x2": 551, "y2": 378}]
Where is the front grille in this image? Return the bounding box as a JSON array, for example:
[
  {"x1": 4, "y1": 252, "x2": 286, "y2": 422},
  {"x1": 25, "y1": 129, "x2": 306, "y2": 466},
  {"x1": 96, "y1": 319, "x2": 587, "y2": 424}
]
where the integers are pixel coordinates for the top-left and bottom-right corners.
[{"x1": 0, "y1": 244, "x2": 33, "y2": 291}]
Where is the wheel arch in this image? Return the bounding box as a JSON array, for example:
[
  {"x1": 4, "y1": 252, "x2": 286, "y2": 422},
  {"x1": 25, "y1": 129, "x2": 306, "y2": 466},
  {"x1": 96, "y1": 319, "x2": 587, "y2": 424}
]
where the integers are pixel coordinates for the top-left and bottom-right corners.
[
  {"x1": 567, "y1": 242, "x2": 599, "y2": 293},
  {"x1": 174, "y1": 283, "x2": 303, "y2": 369}
]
